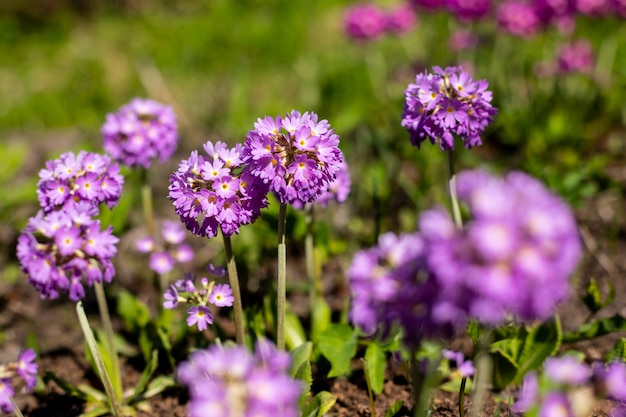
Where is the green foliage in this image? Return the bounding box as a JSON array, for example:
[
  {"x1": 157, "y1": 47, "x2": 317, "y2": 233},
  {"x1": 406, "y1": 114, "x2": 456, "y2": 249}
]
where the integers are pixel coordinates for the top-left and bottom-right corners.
[
  {"x1": 385, "y1": 400, "x2": 405, "y2": 417},
  {"x1": 606, "y1": 338, "x2": 626, "y2": 363},
  {"x1": 316, "y1": 323, "x2": 358, "y2": 378},
  {"x1": 581, "y1": 277, "x2": 615, "y2": 315},
  {"x1": 301, "y1": 391, "x2": 337, "y2": 417},
  {"x1": 490, "y1": 316, "x2": 562, "y2": 390},
  {"x1": 364, "y1": 342, "x2": 386, "y2": 395},
  {"x1": 563, "y1": 314, "x2": 626, "y2": 343}
]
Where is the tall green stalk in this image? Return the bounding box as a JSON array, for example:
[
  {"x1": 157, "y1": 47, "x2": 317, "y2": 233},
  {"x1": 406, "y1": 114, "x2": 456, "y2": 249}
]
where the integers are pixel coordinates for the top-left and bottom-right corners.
[
  {"x1": 94, "y1": 282, "x2": 123, "y2": 403},
  {"x1": 304, "y1": 205, "x2": 320, "y2": 310},
  {"x1": 140, "y1": 168, "x2": 155, "y2": 238},
  {"x1": 222, "y1": 233, "x2": 245, "y2": 345},
  {"x1": 276, "y1": 203, "x2": 288, "y2": 350},
  {"x1": 447, "y1": 150, "x2": 462, "y2": 229}
]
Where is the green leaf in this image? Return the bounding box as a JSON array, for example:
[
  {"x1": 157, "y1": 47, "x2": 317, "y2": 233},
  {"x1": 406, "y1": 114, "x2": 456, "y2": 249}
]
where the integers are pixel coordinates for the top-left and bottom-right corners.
[
  {"x1": 285, "y1": 309, "x2": 307, "y2": 350},
  {"x1": 81, "y1": 404, "x2": 114, "y2": 417},
  {"x1": 128, "y1": 350, "x2": 158, "y2": 403},
  {"x1": 513, "y1": 316, "x2": 562, "y2": 385},
  {"x1": 490, "y1": 351, "x2": 518, "y2": 391},
  {"x1": 311, "y1": 298, "x2": 331, "y2": 342},
  {"x1": 467, "y1": 320, "x2": 481, "y2": 347},
  {"x1": 317, "y1": 324, "x2": 358, "y2": 378},
  {"x1": 562, "y1": 314, "x2": 626, "y2": 343},
  {"x1": 116, "y1": 290, "x2": 151, "y2": 332},
  {"x1": 290, "y1": 341, "x2": 313, "y2": 378},
  {"x1": 606, "y1": 337, "x2": 626, "y2": 363},
  {"x1": 364, "y1": 342, "x2": 386, "y2": 395},
  {"x1": 301, "y1": 391, "x2": 337, "y2": 417},
  {"x1": 141, "y1": 375, "x2": 177, "y2": 399},
  {"x1": 581, "y1": 278, "x2": 615, "y2": 314},
  {"x1": 384, "y1": 400, "x2": 404, "y2": 417},
  {"x1": 43, "y1": 372, "x2": 101, "y2": 402},
  {"x1": 295, "y1": 360, "x2": 313, "y2": 409}
]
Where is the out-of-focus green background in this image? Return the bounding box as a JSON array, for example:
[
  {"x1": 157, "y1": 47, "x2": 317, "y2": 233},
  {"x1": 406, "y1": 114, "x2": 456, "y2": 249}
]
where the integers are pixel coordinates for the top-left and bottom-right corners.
[{"x1": 1, "y1": 0, "x2": 626, "y2": 272}]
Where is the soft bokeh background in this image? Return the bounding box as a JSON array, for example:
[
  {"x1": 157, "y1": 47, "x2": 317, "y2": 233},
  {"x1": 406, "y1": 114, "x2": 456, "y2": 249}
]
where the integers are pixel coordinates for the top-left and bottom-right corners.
[{"x1": 1, "y1": 0, "x2": 626, "y2": 284}]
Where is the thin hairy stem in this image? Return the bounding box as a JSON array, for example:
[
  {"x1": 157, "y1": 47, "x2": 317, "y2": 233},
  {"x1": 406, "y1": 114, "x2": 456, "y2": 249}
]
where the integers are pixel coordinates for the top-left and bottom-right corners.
[
  {"x1": 447, "y1": 150, "x2": 463, "y2": 228},
  {"x1": 140, "y1": 169, "x2": 155, "y2": 238},
  {"x1": 222, "y1": 233, "x2": 245, "y2": 345},
  {"x1": 94, "y1": 282, "x2": 122, "y2": 403},
  {"x1": 277, "y1": 203, "x2": 288, "y2": 350}
]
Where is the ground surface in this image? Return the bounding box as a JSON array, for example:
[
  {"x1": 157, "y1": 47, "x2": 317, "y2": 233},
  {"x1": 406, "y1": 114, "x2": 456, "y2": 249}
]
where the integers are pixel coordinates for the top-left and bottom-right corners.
[{"x1": 2, "y1": 132, "x2": 625, "y2": 416}]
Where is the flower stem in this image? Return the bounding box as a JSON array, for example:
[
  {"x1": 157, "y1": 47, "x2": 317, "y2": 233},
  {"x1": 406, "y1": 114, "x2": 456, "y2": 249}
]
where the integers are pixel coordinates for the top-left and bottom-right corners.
[
  {"x1": 94, "y1": 281, "x2": 123, "y2": 403},
  {"x1": 141, "y1": 168, "x2": 155, "y2": 238},
  {"x1": 222, "y1": 233, "x2": 245, "y2": 345},
  {"x1": 9, "y1": 394, "x2": 24, "y2": 417},
  {"x1": 277, "y1": 202, "x2": 288, "y2": 350},
  {"x1": 304, "y1": 205, "x2": 320, "y2": 311},
  {"x1": 447, "y1": 149, "x2": 462, "y2": 228},
  {"x1": 76, "y1": 300, "x2": 124, "y2": 417},
  {"x1": 469, "y1": 329, "x2": 494, "y2": 417},
  {"x1": 459, "y1": 376, "x2": 467, "y2": 417}
]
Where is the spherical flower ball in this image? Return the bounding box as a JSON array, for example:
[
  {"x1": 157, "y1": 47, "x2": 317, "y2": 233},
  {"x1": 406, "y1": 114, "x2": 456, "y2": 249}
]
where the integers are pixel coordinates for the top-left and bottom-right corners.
[
  {"x1": 242, "y1": 110, "x2": 345, "y2": 206},
  {"x1": 425, "y1": 169, "x2": 581, "y2": 324},
  {"x1": 496, "y1": 0, "x2": 541, "y2": 37},
  {"x1": 557, "y1": 40, "x2": 595, "y2": 74},
  {"x1": 177, "y1": 340, "x2": 302, "y2": 417},
  {"x1": 17, "y1": 206, "x2": 119, "y2": 301},
  {"x1": 401, "y1": 66, "x2": 497, "y2": 150},
  {"x1": 386, "y1": 4, "x2": 418, "y2": 34},
  {"x1": 347, "y1": 231, "x2": 462, "y2": 349},
  {"x1": 575, "y1": 0, "x2": 611, "y2": 14},
  {"x1": 533, "y1": 0, "x2": 575, "y2": 24},
  {"x1": 169, "y1": 141, "x2": 270, "y2": 238},
  {"x1": 102, "y1": 98, "x2": 178, "y2": 169},
  {"x1": 344, "y1": 4, "x2": 387, "y2": 41},
  {"x1": 37, "y1": 150, "x2": 124, "y2": 214}
]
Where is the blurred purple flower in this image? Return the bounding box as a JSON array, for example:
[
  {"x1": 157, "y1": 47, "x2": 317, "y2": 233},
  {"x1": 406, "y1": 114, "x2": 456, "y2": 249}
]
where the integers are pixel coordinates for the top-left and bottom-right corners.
[
  {"x1": 448, "y1": 29, "x2": 479, "y2": 51},
  {"x1": 512, "y1": 371, "x2": 539, "y2": 413},
  {"x1": 557, "y1": 40, "x2": 594, "y2": 74},
  {"x1": 149, "y1": 251, "x2": 175, "y2": 275},
  {"x1": 544, "y1": 356, "x2": 591, "y2": 385},
  {"x1": 448, "y1": 0, "x2": 492, "y2": 20},
  {"x1": 135, "y1": 219, "x2": 194, "y2": 275},
  {"x1": 16, "y1": 349, "x2": 38, "y2": 391},
  {"x1": 102, "y1": 98, "x2": 178, "y2": 168},
  {"x1": 0, "y1": 379, "x2": 14, "y2": 414},
  {"x1": 344, "y1": 4, "x2": 387, "y2": 41},
  {"x1": 538, "y1": 392, "x2": 574, "y2": 417},
  {"x1": 497, "y1": 1, "x2": 541, "y2": 37},
  {"x1": 386, "y1": 4, "x2": 418, "y2": 34},
  {"x1": 177, "y1": 341, "x2": 302, "y2": 417}
]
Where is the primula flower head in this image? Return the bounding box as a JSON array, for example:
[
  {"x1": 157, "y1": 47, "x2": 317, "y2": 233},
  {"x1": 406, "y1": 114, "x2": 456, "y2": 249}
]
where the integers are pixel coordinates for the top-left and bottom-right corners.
[
  {"x1": 423, "y1": 169, "x2": 581, "y2": 324},
  {"x1": 17, "y1": 207, "x2": 118, "y2": 301},
  {"x1": 37, "y1": 151, "x2": 124, "y2": 214},
  {"x1": 169, "y1": 141, "x2": 270, "y2": 238},
  {"x1": 497, "y1": 0, "x2": 541, "y2": 37},
  {"x1": 102, "y1": 98, "x2": 178, "y2": 168},
  {"x1": 402, "y1": 66, "x2": 497, "y2": 150},
  {"x1": 177, "y1": 341, "x2": 302, "y2": 417},
  {"x1": 242, "y1": 110, "x2": 345, "y2": 206}
]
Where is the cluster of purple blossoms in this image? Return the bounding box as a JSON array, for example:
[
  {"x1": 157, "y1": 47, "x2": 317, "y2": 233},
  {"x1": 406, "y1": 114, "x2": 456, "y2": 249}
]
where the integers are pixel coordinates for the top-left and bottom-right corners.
[
  {"x1": 497, "y1": 1, "x2": 542, "y2": 37},
  {"x1": 169, "y1": 141, "x2": 270, "y2": 238},
  {"x1": 242, "y1": 110, "x2": 345, "y2": 206},
  {"x1": 293, "y1": 158, "x2": 351, "y2": 209},
  {"x1": 37, "y1": 151, "x2": 124, "y2": 214},
  {"x1": 557, "y1": 40, "x2": 595, "y2": 74},
  {"x1": 17, "y1": 206, "x2": 119, "y2": 301},
  {"x1": 102, "y1": 98, "x2": 178, "y2": 169},
  {"x1": 348, "y1": 169, "x2": 581, "y2": 347},
  {"x1": 135, "y1": 219, "x2": 194, "y2": 275},
  {"x1": 0, "y1": 349, "x2": 38, "y2": 413},
  {"x1": 344, "y1": 3, "x2": 417, "y2": 41},
  {"x1": 402, "y1": 66, "x2": 497, "y2": 150},
  {"x1": 177, "y1": 340, "x2": 302, "y2": 417},
  {"x1": 513, "y1": 356, "x2": 626, "y2": 416},
  {"x1": 163, "y1": 270, "x2": 234, "y2": 331}
]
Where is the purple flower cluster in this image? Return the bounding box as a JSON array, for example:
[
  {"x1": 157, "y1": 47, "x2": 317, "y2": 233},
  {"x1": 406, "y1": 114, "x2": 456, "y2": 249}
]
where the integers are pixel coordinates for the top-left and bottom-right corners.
[
  {"x1": 348, "y1": 169, "x2": 581, "y2": 347},
  {"x1": 0, "y1": 349, "x2": 38, "y2": 413},
  {"x1": 37, "y1": 151, "x2": 124, "y2": 213},
  {"x1": 163, "y1": 271, "x2": 234, "y2": 331},
  {"x1": 293, "y1": 158, "x2": 351, "y2": 209},
  {"x1": 17, "y1": 207, "x2": 119, "y2": 301},
  {"x1": 242, "y1": 110, "x2": 345, "y2": 205},
  {"x1": 513, "y1": 357, "x2": 626, "y2": 416},
  {"x1": 135, "y1": 219, "x2": 194, "y2": 275},
  {"x1": 102, "y1": 98, "x2": 178, "y2": 169},
  {"x1": 169, "y1": 141, "x2": 270, "y2": 238},
  {"x1": 177, "y1": 340, "x2": 302, "y2": 417},
  {"x1": 557, "y1": 40, "x2": 595, "y2": 74},
  {"x1": 402, "y1": 66, "x2": 497, "y2": 150},
  {"x1": 344, "y1": 3, "x2": 417, "y2": 41}
]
